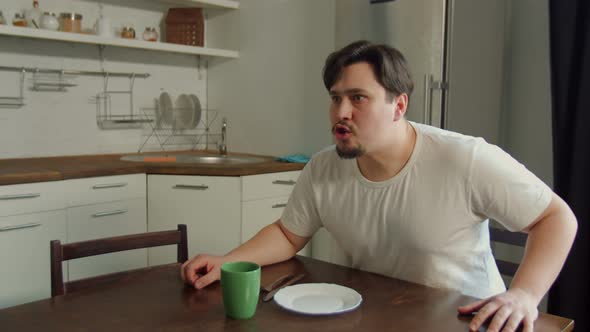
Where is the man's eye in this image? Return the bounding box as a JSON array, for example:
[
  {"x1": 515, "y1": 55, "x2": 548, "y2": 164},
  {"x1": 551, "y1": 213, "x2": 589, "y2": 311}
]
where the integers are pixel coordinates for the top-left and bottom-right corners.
[
  {"x1": 351, "y1": 95, "x2": 366, "y2": 102},
  {"x1": 331, "y1": 96, "x2": 342, "y2": 103}
]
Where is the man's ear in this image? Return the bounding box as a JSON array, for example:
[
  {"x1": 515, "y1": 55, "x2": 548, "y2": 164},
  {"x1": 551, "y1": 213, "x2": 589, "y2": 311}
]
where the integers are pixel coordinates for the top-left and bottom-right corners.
[{"x1": 393, "y1": 93, "x2": 408, "y2": 121}]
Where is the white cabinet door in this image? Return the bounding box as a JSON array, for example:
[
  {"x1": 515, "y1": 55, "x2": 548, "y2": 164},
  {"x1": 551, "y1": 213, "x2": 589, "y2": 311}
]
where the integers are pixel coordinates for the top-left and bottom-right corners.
[
  {"x1": 147, "y1": 175, "x2": 241, "y2": 265},
  {"x1": 66, "y1": 198, "x2": 147, "y2": 280},
  {"x1": 241, "y1": 196, "x2": 310, "y2": 256},
  {"x1": 0, "y1": 210, "x2": 66, "y2": 309}
]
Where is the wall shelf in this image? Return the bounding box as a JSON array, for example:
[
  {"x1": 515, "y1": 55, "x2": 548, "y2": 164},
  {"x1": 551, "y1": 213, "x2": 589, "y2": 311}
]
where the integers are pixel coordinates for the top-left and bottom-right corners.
[
  {"x1": 0, "y1": 25, "x2": 239, "y2": 59},
  {"x1": 157, "y1": 0, "x2": 240, "y2": 9}
]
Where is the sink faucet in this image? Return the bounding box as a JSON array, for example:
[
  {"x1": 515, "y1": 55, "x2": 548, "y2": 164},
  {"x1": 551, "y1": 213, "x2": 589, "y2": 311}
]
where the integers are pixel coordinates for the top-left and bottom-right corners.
[{"x1": 219, "y1": 117, "x2": 227, "y2": 155}]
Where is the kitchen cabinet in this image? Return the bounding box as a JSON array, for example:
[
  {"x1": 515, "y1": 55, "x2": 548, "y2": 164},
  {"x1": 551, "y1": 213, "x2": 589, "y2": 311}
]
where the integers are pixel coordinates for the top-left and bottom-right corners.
[
  {"x1": 147, "y1": 175, "x2": 241, "y2": 265},
  {"x1": 63, "y1": 174, "x2": 147, "y2": 280},
  {"x1": 1, "y1": 168, "x2": 310, "y2": 308},
  {"x1": 0, "y1": 211, "x2": 66, "y2": 309},
  {"x1": 0, "y1": 181, "x2": 66, "y2": 309},
  {"x1": 241, "y1": 171, "x2": 310, "y2": 256},
  {"x1": 66, "y1": 199, "x2": 147, "y2": 280}
]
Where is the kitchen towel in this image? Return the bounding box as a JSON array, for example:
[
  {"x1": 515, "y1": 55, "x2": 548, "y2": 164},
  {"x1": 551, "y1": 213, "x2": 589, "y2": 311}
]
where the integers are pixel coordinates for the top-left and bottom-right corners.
[{"x1": 275, "y1": 154, "x2": 310, "y2": 163}]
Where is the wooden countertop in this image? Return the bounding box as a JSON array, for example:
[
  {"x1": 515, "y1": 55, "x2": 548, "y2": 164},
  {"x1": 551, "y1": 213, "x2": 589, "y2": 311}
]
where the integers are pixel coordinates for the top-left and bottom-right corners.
[{"x1": 0, "y1": 151, "x2": 305, "y2": 186}]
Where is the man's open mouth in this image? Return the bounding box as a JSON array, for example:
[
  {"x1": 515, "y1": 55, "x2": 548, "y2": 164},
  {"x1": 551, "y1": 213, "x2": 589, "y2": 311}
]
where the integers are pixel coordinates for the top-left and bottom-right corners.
[{"x1": 333, "y1": 123, "x2": 352, "y2": 135}]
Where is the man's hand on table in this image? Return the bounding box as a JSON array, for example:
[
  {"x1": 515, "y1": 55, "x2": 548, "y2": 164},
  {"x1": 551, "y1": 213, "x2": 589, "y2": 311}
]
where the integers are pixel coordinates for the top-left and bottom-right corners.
[
  {"x1": 181, "y1": 254, "x2": 229, "y2": 289},
  {"x1": 458, "y1": 288, "x2": 539, "y2": 332}
]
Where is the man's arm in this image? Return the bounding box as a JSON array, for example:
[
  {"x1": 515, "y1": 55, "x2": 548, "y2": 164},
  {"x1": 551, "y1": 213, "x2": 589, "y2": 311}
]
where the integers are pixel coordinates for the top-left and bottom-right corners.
[
  {"x1": 459, "y1": 192, "x2": 578, "y2": 332},
  {"x1": 180, "y1": 220, "x2": 309, "y2": 289}
]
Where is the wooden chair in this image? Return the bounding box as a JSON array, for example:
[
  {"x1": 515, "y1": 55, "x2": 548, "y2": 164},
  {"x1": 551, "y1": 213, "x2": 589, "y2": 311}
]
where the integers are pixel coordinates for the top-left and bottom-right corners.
[
  {"x1": 50, "y1": 224, "x2": 188, "y2": 297},
  {"x1": 489, "y1": 226, "x2": 528, "y2": 277}
]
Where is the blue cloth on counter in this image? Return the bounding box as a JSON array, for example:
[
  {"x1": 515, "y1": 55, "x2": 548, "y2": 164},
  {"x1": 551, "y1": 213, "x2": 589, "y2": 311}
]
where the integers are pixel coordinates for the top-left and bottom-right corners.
[{"x1": 275, "y1": 154, "x2": 311, "y2": 163}]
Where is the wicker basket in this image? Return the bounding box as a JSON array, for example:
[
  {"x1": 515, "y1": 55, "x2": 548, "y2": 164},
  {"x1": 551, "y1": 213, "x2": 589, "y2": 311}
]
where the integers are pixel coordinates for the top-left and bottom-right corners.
[{"x1": 165, "y1": 8, "x2": 204, "y2": 47}]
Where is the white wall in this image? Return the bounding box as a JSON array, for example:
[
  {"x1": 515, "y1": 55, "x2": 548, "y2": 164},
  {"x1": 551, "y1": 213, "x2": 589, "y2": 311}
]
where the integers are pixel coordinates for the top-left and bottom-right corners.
[
  {"x1": 0, "y1": 0, "x2": 336, "y2": 159},
  {"x1": 207, "y1": 0, "x2": 335, "y2": 156},
  {"x1": 501, "y1": 0, "x2": 553, "y2": 186},
  {"x1": 0, "y1": 0, "x2": 212, "y2": 158},
  {"x1": 496, "y1": 0, "x2": 553, "y2": 312}
]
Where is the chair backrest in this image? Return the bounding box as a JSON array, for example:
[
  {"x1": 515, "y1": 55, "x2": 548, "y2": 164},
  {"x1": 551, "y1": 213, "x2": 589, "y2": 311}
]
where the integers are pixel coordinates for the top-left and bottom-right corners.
[
  {"x1": 50, "y1": 224, "x2": 188, "y2": 297},
  {"x1": 489, "y1": 226, "x2": 527, "y2": 277}
]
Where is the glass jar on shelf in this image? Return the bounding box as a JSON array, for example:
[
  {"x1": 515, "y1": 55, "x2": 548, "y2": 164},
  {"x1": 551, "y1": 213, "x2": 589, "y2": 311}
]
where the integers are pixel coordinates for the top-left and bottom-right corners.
[
  {"x1": 12, "y1": 13, "x2": 28, "y2": 27},
  {"x1": 0, "y1": 11, "x2": 6, "y2": 25},
  {"x1": 59, "y1": 12, "x2": 82, "y2": 33},
  {"x1": 121, "y1": 26, "x2": 135, "y2": 39},
  {"x1": 142, "y1": 27, "x2": 158, "y2": 42}
]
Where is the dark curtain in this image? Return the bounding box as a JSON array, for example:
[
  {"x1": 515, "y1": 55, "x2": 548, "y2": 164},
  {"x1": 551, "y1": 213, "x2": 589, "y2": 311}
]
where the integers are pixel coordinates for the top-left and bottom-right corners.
[{"x1": 548, "y1": 0, "x2": 590, "y2": 330}]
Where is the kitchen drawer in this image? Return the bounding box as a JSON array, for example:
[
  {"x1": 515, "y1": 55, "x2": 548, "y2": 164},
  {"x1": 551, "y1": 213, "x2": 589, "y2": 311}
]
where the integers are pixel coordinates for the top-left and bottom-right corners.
[
  {"x1": 0, "y1": 210, "x2": 67, "y2": 309},
  {"x1": 0, "y1": 181, "x2": 65, "y2": 217},
  {"x1": 241, "y1": 171, "x2": 301, "y2": 201},
  {"x1": 241, "y1": 196, "x2": 310, "y2": 256},
  {"x1": 63, "y1": 174, "x2": 146, "y2": 207},
  {"x1": 241, "y1": 196, "x2": 290, "y2": 242},
  {"x1": 67, "y1": 198, "x2": 147, "y2": 280}
]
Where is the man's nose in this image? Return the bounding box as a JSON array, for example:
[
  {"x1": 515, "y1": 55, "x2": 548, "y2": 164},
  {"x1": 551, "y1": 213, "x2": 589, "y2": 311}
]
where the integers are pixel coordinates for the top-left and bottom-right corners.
[{"x1": 333, "y1": 99, "x2": 353, "y2": 120}]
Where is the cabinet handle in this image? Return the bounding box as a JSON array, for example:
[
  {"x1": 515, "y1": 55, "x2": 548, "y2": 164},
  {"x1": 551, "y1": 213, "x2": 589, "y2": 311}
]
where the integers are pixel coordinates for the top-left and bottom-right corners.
[
  {"x1": 92, "y1": 209, "x2": 128, "y2": 218},
  {"x1": 272, "y1": 180, "x2": 296, "y2": 186},
  {"x1": 272, "y1": 203, "x2": 287, "y2": 209},
  {"x1": 0, "y1": 222, "x2": 41, "y2": 232},
  {"x1": 92, "y1": 182, "x2": 128, "y2": 189},
  {"x1": 173, "y1": 184, "x2": 209, "y2": 190},
  {"x1": 0, "y1": 193, "x2": 41, "y2": 200}
]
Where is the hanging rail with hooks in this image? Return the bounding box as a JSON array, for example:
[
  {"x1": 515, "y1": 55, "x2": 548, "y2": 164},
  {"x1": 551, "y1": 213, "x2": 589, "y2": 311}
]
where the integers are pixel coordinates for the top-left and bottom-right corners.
[
  {"x1": 0, "y1": 65, "x2": 150, "y2": 78},
  {"x1": 0, "y1": 65, "x2": 149, "y2": 109}
]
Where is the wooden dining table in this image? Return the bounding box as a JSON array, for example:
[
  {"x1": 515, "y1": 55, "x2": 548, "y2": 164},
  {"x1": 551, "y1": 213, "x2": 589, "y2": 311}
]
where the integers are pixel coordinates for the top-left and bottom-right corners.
[{"x1": 0, "y1": 256, "x2": 574, "y2": 331}]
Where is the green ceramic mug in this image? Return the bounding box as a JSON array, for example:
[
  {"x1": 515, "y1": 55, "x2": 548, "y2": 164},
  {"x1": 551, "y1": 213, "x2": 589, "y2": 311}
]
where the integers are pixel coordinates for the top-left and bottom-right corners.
[{"x1": 220, "y1": 261, "x2": 261, "y2": 319}]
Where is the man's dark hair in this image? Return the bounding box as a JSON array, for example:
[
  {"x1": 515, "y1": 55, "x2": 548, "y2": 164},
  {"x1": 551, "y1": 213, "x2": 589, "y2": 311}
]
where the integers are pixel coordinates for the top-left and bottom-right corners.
[{"x1": 322, "y1": 40, "x2": 414, "y2": 103}]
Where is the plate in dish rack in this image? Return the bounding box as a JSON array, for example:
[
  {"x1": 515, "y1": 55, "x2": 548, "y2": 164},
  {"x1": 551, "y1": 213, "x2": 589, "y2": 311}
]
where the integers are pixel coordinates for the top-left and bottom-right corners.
[
  {"x1": 188, "y1": 94, "x2": 202, "y2": 129},
  {"x1": 174, "y1": 94, "x2": 194, "y2": 129},
  {"x1": 159, "y1": 92, "x2": 174, "y2": 126},
  {"x1": 273, "y1": 283, "x2": 362, "y2": 315}
]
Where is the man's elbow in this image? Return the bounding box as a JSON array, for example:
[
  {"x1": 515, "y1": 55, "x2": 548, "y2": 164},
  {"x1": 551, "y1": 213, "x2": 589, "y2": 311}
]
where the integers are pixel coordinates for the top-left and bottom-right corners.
[{"x1": 275, "y1": 220, "x2": 310, "y2": 253}]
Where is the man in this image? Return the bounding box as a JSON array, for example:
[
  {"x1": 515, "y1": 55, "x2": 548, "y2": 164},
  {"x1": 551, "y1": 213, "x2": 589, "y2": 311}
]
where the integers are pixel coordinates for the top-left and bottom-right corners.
[{"x1": 181, "y1": 41, "x2": 577, "y2": 332}]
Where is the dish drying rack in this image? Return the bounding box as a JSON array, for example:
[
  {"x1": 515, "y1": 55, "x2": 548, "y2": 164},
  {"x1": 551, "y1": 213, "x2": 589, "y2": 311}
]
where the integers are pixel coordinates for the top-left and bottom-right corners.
[
  {"x1": 137, "y1": 102, "x2": 221, "y2": 153},
  {"x1": 0, "y1": 64, "x2": 150, "y2": 113},
  {"x1": 91, "y1": 72, "x2": 152, "y2": 129},
  {"x1": 0, "y1": 69, "x2": 25, "y2": 108},
  {"x1": 30, "y1": 70, "x2": 78, "y2": 92}
]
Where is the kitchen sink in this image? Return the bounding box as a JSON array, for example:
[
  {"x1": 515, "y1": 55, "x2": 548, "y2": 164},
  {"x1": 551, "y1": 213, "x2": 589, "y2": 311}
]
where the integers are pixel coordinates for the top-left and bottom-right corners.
[{"x1": 120, "y1": 154, "x2": 269, "y2": 164}]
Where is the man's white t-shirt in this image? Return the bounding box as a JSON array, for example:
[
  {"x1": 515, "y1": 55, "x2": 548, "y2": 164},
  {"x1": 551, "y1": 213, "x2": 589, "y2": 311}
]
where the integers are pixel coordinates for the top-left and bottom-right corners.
[{"x1": 280, "y1": 122, "x2": 552, "y2": 299}]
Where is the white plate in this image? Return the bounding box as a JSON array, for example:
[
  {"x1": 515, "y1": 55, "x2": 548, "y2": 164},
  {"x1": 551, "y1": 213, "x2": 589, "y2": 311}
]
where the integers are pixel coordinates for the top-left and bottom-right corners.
[
  {"x1": 159, "y1": 92, "x2": 174, "y2": 126},
  {"x1": 188, "y1": 94, "x2": 202, "y2": 129},
  {"x1": 174, "y1": 94, "x2": 194, "y2": 129},
  {"x1": 274, "y1": 283, "x2": 362, "y2": 315}
]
